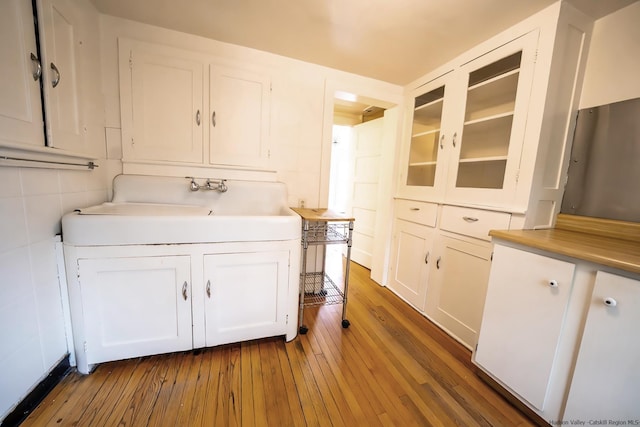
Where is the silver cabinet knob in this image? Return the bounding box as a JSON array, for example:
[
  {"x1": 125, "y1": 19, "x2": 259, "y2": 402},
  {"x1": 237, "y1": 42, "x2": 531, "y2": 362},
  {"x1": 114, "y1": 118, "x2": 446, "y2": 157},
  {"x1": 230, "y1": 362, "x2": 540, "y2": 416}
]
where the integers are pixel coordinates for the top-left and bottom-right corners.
[
  {"x1": 603, "y1": 297, "x2": 617, "y2": 307},
  {"x1": 549, "y1": 280, "x2": 559, "y2": 288}
]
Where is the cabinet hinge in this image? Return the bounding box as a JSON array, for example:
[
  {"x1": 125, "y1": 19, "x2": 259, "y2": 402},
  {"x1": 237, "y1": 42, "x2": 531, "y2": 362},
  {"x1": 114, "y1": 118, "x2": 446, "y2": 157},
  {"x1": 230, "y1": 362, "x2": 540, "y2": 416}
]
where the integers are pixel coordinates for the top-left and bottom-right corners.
[
  {"x1": 533, "y1": 49, "x2": 538, "y2": 65},
  {"x1": 286, "y1": 314, "x2": 289, "y2": 324},
  {"x1": 83, "y1": 341, "x2": 88, "y2": 353},
  {"x1": 270, "y1": 83, "x2": 272, "y2": 92},
  {"x1": 515, "y1": 169, "x2": 520, "y2": 183},
  {"x1": 268, "y1": 149, "x2": 271, "y2": 159},
  {"x1": 129, "y1": 51, "x2": 133, "y2": 69}
]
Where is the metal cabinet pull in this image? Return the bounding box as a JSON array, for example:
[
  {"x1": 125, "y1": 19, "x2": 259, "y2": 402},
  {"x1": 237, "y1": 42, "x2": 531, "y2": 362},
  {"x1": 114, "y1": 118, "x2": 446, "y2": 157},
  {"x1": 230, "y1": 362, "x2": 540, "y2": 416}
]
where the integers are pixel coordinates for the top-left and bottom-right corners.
[
  {"x1": 439, "y1": 134, "x2": 445, "y2": 149},
  {"x1": 30, "y1": 53, "x2": 42, "y2": 81},
  {"x1": 452, "y1": 132, "x2": 457, "y2": 148},
  {"x1": 182, "y1": 281, "x2": 188, "y2": 300},
  {"x1": 549, "y1": 280, "x2": 559, "y2": 288},
  {"x1": 211, "y1": 111, "x2": 216, "y2": 127},
  {"x1": 436, "y1": 256, "x2": 441, "y2": 269},
  {"x1": 409, "y1": 207, "x2": 420, "y2": 211},
  {"x1": 50, "y1": 62, "x2": 60, "y2": 88},
  {"x1": 603, "y1": 297, "x2": 617, "y2": 307},
  {"x1": 196, "y1": 110, "x2": 201, "y2": 126},
  {"x1": 424, "y1": 251, "x2": 430, "y2": 264},
  {"x1": 462, "y1": 216, "x2": 479, "y2": 222},
  {"x1": 206, "y1": 280, "x2": 211, "y2": 298}
]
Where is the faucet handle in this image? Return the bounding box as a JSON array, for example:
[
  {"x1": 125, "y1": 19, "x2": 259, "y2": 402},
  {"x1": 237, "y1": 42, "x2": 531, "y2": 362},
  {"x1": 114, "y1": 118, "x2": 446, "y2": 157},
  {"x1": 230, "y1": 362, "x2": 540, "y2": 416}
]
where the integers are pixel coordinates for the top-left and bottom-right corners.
[{"x1": 186, "y1": 177, "x2": 200, "y2": 191}]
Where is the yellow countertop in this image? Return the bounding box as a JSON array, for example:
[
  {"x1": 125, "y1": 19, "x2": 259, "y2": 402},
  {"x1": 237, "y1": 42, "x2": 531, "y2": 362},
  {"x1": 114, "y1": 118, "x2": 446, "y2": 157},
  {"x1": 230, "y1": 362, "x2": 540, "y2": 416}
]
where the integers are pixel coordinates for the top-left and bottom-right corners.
[
  {"x1": 290, "y1": 207, "x2": 355, "y2": 222},
  {"x1": 489, "y1": 214, "x2": 640, "y2": 275}
]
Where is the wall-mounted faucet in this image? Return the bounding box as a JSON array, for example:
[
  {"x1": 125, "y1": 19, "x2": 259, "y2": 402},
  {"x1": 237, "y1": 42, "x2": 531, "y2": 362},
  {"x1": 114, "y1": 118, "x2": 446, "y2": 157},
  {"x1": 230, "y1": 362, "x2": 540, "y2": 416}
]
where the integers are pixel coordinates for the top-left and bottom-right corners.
[
  {"x1": 185, "y1": 177, "x2": 227, "y2": 192},
  {"x1": 186, "y1": 177, "x2": 200, "y2": 191},
  {"x1": 206, "y1": 179, "x2": 227, "y2": 193}
]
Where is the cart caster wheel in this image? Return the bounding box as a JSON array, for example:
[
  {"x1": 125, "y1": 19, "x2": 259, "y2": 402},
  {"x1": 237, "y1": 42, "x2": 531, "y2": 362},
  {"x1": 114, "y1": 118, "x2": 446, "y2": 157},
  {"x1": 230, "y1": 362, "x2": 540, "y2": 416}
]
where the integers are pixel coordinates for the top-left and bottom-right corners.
[
  {"x1": 318, "y1": 289, "x2": 328, "y2": 296},
  {"x1": 341, "y1": 319, "x2": 350, "y2": 329},
  {"x1": 299, "y1": 325, "x2": 308, "y2": 334}
]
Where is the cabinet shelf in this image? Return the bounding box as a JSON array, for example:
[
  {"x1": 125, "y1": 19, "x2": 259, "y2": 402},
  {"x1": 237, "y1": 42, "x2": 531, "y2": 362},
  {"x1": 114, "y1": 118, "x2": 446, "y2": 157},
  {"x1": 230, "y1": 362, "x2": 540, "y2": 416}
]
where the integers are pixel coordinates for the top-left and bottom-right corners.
[
  {"x1": 468, "y1": 68, "x2": 520, "y2": 92},
  {"x1": 464, "y1": 111, "x2": 514, "y2": 127},
  {"x1": 459, "y1": 156, "x2": 508, "y2": 163},
  {"x1": 409, "y1": 161, "x2": 438, "y2": 167},
  {"x1": 412, "y1": 129, "x2": 440, "y2": 138}
]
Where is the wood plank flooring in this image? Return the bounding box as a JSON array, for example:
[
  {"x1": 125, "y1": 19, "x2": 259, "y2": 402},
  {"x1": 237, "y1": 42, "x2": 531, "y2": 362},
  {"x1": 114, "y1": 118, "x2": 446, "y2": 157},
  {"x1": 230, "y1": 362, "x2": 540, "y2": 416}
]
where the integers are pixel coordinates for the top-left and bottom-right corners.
[{"x1": 21, "y1": 261, "x2": 538, "y2": 426}]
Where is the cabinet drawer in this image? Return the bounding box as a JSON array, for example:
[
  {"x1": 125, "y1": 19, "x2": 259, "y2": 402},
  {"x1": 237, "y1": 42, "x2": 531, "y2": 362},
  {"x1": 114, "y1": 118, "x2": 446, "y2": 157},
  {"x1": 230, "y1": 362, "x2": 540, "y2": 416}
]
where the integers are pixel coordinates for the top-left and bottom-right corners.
[
  {"x1": 395, "y1": 199, "x2": 438, "y2": 227},
  {"x1": 440, "y1": 206, "x2": 510, "y2": 241}
]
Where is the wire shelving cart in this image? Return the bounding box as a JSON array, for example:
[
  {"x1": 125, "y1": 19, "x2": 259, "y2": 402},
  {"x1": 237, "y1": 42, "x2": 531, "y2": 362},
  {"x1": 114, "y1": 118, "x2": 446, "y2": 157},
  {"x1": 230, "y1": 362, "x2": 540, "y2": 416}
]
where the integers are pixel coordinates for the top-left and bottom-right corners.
[{"x1": 291, "y1": 208, "x2": 354, "y2": 334}]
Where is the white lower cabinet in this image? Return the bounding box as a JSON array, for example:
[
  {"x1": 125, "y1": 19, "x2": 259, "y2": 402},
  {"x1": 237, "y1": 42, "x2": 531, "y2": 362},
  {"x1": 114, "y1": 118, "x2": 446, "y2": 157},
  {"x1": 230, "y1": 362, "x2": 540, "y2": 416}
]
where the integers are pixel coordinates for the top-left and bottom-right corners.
[
  {"x1": 203, "y1": 250, "x2": 289, "y2": 346},
  {"x1": 66, "y1": 241, "x2": 298, "y2": 374},
  {"x1": 426, "y1": 236, "x2": 493, "y2": 349},
  {"x1": 564, "y1": 271, "x2": 640, "y2": 421},
  {"x1": 79, "y1": 256, "x2": 194, "y2": 365},
  {"x1": 387, "y1": 219, "x2": 434, "y2": 311},
  {"x1": 474, "y1": 244, "x2": 576, "y2": 411},
  {"x1": 474, "y1": 243, "x2": 640, "y2": 422}
]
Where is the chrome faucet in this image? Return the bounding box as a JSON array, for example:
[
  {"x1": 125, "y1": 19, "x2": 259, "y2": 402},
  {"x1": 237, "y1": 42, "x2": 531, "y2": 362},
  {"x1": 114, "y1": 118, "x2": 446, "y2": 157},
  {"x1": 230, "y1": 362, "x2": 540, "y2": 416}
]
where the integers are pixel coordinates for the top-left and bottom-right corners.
[
  {"x1": 186, "y1": 177, "x2": 200, "y2": 191},
  {"x1": 206, "y1": 179, "x2": 227, "y2": 193}
]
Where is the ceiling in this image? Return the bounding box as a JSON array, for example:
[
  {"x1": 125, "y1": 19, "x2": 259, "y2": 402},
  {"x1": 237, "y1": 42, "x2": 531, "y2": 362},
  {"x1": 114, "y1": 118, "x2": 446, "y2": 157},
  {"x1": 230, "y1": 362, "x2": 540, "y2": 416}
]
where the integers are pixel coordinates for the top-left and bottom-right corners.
[{"x1": 90, "y1": 0, "x2": 637, "y2": 85}]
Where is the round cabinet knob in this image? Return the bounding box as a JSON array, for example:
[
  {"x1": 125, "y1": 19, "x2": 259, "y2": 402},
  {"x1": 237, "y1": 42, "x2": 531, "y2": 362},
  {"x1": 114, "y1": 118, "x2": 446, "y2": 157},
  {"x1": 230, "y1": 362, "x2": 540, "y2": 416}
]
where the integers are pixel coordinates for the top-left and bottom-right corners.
[
  {"x1": 549, "y1": 280, "x2": 559, "y2": 288},
  {"x1": 603, "y1": 297, "x2": 617, "y2": 307}
]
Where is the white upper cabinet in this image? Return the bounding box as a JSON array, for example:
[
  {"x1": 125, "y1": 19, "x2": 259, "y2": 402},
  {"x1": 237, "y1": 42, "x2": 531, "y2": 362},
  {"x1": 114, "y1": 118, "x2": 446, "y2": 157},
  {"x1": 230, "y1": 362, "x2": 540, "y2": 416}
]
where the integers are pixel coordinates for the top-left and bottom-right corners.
[
  {"x1": 122, "y1": 45, "x2": 204, "y2": 163},
  {"x1": 398, "y1": 75, "x2": 455, "y2": 201},
  {"x1": 445, "y1": 32, "x2": 537, "y2": 207},
  {"x1": 119, "y1": 39, "x2": 272, "y2": 169},
  {"x1": 0, "y1": 0, "x2": 45, "y2": 147},
  {"x1": 398, "y1": 3, "x2": 593, "y2": 221},
  {"x1": 37, "y1": 0, "x2": 85, "y2": 152},
  {"x1": 209, "y1": 65, "x2": 270, "y2": 168},
  {"x1": 398, "y1": 31, "x2": 537, "y2": 209}
]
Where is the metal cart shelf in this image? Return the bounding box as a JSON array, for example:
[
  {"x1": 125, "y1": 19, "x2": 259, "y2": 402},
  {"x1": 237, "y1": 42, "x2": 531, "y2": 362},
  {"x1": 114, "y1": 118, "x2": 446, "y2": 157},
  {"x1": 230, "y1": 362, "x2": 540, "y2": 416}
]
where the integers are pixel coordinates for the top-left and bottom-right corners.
[{"x1": 291, "y1": 208, "x2": 354, "y2": 334}]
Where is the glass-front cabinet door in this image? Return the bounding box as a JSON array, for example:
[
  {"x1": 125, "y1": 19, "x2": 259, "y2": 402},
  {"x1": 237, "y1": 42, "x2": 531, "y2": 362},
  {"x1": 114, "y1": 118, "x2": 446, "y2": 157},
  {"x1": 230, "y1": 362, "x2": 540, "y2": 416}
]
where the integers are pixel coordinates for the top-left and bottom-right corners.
[
  {"x1": 445, "y1": 31, "x2": 537, "y2": 208},
  {"x1": 398, "y1": 75, "x2": 453, "y2": 201}
]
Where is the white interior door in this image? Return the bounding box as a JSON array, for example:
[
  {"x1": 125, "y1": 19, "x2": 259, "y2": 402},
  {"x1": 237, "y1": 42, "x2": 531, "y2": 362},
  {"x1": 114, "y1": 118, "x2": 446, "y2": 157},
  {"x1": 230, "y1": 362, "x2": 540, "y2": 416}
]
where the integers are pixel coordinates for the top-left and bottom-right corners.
[{"x1": 347, "y1": 118, "x2": 383, "y2": 269}]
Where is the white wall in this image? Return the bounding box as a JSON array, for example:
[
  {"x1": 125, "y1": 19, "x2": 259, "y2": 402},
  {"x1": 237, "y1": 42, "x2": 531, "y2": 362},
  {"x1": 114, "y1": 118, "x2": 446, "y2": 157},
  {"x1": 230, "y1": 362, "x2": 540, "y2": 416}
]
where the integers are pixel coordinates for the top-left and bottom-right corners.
[
  {"x1": 579, "y1": 2, "x2": 640, "y2": 108},
  {"x1": 0, "y1": 0, "x2": 109, "y2": 420},
  {"x1": 99, "y1": 15, "x2": 403, "y2": 208}
]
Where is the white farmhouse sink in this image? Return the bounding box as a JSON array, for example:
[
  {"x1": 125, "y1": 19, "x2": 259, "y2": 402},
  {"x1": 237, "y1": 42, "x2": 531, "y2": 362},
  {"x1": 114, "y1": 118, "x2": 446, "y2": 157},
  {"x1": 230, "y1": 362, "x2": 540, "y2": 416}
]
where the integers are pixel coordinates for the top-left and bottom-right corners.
[{"x1": 61, "y1": 175, "x2": 301, "y2": 246}]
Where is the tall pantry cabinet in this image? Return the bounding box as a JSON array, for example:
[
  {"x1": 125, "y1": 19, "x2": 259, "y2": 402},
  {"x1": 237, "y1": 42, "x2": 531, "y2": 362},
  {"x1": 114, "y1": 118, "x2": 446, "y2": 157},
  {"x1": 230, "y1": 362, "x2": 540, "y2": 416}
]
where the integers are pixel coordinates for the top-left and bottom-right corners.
[{"x1": 388, "y1": 3, "x2": 593, "y2": 349}]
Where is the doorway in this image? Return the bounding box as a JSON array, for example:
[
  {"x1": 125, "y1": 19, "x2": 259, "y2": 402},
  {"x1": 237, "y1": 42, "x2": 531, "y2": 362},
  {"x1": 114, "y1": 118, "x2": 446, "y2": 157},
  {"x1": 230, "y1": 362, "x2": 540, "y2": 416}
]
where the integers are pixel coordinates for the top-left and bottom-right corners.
[{"x1": 327, "y1": 93, "x2": 399, "y2": 284}]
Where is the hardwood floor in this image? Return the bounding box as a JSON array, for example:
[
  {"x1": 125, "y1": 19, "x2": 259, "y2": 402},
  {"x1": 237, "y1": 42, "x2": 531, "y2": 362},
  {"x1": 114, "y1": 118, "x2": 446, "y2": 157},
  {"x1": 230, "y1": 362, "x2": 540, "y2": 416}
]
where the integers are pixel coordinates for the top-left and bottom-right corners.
[{"x1": 21, "y1": 261, "x2": 538, "y2": 426}]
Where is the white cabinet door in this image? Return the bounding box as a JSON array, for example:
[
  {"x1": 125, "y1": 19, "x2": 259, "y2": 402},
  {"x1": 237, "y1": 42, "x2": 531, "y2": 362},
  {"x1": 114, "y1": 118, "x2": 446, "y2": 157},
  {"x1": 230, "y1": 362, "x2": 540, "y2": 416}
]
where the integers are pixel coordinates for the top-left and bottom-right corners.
[
  {"x1": 209, "y1": 65, "x2": 270, "y2": 168},
  {"x1": 564, "y1": 271, "x2": 640, "y2": 421},
  {"x1": 203, "y1": 250, "x2": 289, "y2": 346},
  {"x1": 124, "y1": 46, "x2": 204, "y2": 163},
  {"x1": 444, "y1": 31, "x2": 538, "y2": 208},
  {"x1": 474, "y1": 244, "x2": 575, "y2": 411},
  {"x1": 426, "y1": 235, "x2": 492, "y2": 348},
  {"x1": 37, "y1": 0, "x2": 84, "y2": 151},
  {"x1": 387, "y1": 219, "x2": 434, "y2": 311},
  {"x1": 0, "y1": 0, "x2": 45, "y2": 147},
  {"x1": 78, "y1": 256, "x2": 193, "y2": 365},
  {"x1": 397, "y1": 74, "x2": 455, "y2": 202}
]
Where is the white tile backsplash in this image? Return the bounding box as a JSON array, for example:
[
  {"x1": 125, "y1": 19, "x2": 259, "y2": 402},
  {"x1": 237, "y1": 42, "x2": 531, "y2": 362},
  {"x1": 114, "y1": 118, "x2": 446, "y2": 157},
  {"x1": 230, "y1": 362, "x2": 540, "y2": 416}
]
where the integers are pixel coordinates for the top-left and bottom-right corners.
[
  {"x1": 19, "y1": 169, "x2": 60, "y2": 196},
  {"x1": 0, "y1": 336, "x2": 44, "y2": 416},
  {"x1": 0, "y1": 168, "x2": 21, "y2": 198},
  {"x1": 61, "y1": 192, "x2": 89, "y2": 215},
  {"x1": 0, "y1": 248, "x2": 33, "y2": 313},
  {"x1": 59, "y1": 170, "x2": 88, "y2": 193},
  {"x1": 0, "y1": 198, "x2": 28, "y2": 253},
  {"x1": 24, "y1": 195, "x2": 63, "y2": 244}
]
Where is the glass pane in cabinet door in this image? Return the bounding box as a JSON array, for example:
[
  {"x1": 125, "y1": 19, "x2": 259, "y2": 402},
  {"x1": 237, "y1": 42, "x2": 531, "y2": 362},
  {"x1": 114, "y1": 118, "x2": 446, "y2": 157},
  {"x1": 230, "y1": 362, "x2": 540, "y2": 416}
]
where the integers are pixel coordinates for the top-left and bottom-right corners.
[
  {"x1": 456, "y1": 51, "x2": 522, "y2": 189},
  {"x1": 407, "y1": 86, "x2": 445, "y2": 187}
]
